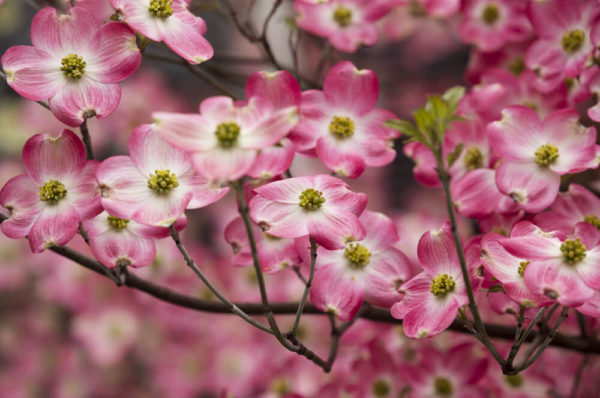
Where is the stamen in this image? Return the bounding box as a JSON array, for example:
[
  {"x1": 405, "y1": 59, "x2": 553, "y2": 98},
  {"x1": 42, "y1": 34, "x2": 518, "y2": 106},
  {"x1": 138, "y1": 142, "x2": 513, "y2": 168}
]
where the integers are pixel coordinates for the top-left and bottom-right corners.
[
  {"x1": 107, "y1": 215, "x2": 129, "y2": 230},
  {"x1": 430, "y1": 274, "x2": 456, "y2": 297},
  {"x1": 298, "y1": 188, "x2": 325, "y2": 210},
  {"x1": 560, "y1": 238, "x2": 586, "y2": 264},
  {"x1": 148, "y1": 0, "x2": 173, "y2": 18},
  {"x1": 333, "y1": 6, "x2": 352, "y2": 27},
  {"x1": 329, "y1": 115, "x2": 355, "y2": 139},
  {"x1": 215, "y1": 122, "x2": 241, "y2": 148},
  {"x1": 60, "y1": 54, "x2": 86, "y2": 79},
  {"x1": 39, "y1": 180, "x2": 67, "y2": 204},
  {"x1": 562, "y1": 29, "x2": 585, "y2": 53},
  {"x1": 344, "y1": 243, "x2": 371, "y2": 270},
  {"x1": 534, "y1": 144, "x2": 559, "y2": 167},
  {"x1": 148, "y1": 169, "x2": 179, "y2": 193}
]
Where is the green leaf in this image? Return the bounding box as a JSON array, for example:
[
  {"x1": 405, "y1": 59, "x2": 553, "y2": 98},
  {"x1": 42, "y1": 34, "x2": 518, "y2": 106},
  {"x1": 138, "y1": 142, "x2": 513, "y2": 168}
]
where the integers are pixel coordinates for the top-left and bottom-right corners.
[
  {"x1": 442, "y1": 86, "x2": 465, "y2": 116},
  {"x1": 487, "y1": 283, "x2": 506, "y2": 296},
  {"x1": 385, "y1": 119, "x2": 417, "y2": 136},
  {"x1": 446, "y1": 143, "x2": 464, "y2": 167}
]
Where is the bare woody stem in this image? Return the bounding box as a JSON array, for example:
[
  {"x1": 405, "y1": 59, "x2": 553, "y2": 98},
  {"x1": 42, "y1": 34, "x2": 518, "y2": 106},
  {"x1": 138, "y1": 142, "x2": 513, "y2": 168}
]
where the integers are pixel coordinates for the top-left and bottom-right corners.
[
  {"x1": 80, "y1": 118, "x2": 94, "y2": 160},
  {"x1": 433, "y1": 148, "x2": 505, "y2": 366},
  {"x1": 290, "y1": 236, "x2": 317, "y2": 336}
]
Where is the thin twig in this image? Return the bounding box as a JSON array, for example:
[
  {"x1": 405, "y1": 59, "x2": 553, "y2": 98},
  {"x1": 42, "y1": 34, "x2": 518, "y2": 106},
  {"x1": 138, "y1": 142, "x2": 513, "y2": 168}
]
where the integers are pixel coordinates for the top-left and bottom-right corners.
[
  {"x1": 292, "y1": 265, "x2": 307, "y2": 285},
  {"x1": 570, "y1": 355, "x2": 590, "y2": 398},
  {"x1": 290, "y1": 237, "x2": 317, "y2": 336},
  {"x1": 80, "y1": 119, "x2": 94, "y2": 160}
]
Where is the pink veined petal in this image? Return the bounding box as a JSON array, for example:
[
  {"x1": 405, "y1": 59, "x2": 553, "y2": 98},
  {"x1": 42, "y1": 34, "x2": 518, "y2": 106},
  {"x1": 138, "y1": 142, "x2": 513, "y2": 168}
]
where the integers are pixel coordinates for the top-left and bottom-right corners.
[
  {"x1": 163, "y1": 12, "x2": 213, "y2": 64},
  {"x1": 323, "y1": 61, "x2": 378, "y2": 114},
  {"x1": 495, "y1": 160, "x2": 560, "y2": 213},
  {"x1": 153, "y1": 112, "x2": 216, "y2": 152},
  {"x1": 86, "y1": 22, "x2": 141, "y2": 83},
  {"x1": 82, "y1": 210, "x2": 112, "y2": 237},
  {"x1": 28, "y1": 205, "x2": 80, "y2": 253},
  {"x1": 246, "y1": 139, "x2": 296, "y2": 179},
  {"x1": 451, "y1": 169, "x2": 505, "y2": 218},
  {"x1": 131, "y1": 189, "x2": 193, "y2": 227},
  {"x1": 31, "y1": 7, "x2": 98, "y2": 54},
  {"x1": 404, "y1": 141, "x2": 440, "y2": 187},
  {"x1": 315, "y1": 136, "x2": 366, "y2": 178},
  {"x1": 49, "y1": 78, "x2": 121, "y2": 127},
  {"x1": 402, "y1": 294, "x2": 460, "y2": 338},
  {"x1": 253, "y1": 176, "x2": 314, "y2": 204},
  {"x1": 258, "y1": 235, "x2": 302, "y2": 274},
  {"x1": 22, "y1": 129, "x2": 86, "y2": 185},
  {"x1": 500, "y1": 233, "x2": 560, "y2": 261},
  {"x1": 66, "y1": 160, "x2": 103, "y2": 220},
  {"x1": 191, "y1": 147, "x2": 256, "y2": 182},
  {"x1": 129, "y1": 124, "x2": 191, "y2": 177},
  {"x1": 199, "y1": 95, "x2": 236, "y2": 121},
  {"x1": 360, "y1": 210, "x2": 399, "y2": 250},
  {"x1": 391, "y1": 272, "x2": 433, "y2": 319},
  {"x1": 111, "y1": 0, "x2": 167, "y2": 41},
  {"x1": 310, "y1": 264, "x2": 365, "y2": 321},
  {"x1": 249, "y1": 195, "x2": 308, "y2": 239},
  {"x1": 575, "y1": 249, "x2": 600, "y2": 290},
  {"x1": 288, "y1": 90, "x2": 329, "y2": 152},
  {"x1": 313, "y1": 174, "x2": 368, "y2": 216},
  {"x1": 328, "y1": 23, "x2": 379, "y2": 53},
  {"x1": 177, "y1": 172, "x2": 229, "y2": 209},
  {"x1": 306, "y1": 207, "x2": 366, "y2": 250},
  {"x1": 239, "y1": 105, "x2": 299, "y2": 149},
  {"x1": 1, "y1": 46, "x2": 65, "y2": 101},
  {"x1": 245, "y1": 70, "x2": 301, "y2": 109},
  {"x1": 487, "y1": 105, "x2": 542, "y2": 161},
  {"x1": 0, "y1": 175, "x2": 42, "y2": 239},
  {"x1": 96, "y1": 155, "x2": 153, "y2": 220},
  {"x1": 576, "y1": 292, "x2": 600, "y2": 318},
  {"x1": 89, "y1": 229, "x2": 156, "y2": 268},
  {"x1": 364, "y1": 248, "x2": 412, "y2": 308},
  {"x1": 550, "y1": 125, "x2": 597, "y2": 175},
  {"x1": 417, "y1": 222, "x2": 462, "y2": 277}
]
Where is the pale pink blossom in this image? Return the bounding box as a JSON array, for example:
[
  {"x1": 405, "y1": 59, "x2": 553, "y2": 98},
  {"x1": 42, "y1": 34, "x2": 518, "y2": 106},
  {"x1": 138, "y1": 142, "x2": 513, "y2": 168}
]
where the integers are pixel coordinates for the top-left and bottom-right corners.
[
  {"x1": 97, "y1": 124, "x2": 228, "y2": 227},
  {"x1": 0, "y1": 130, "x2": 101, "y2": 252},
  {"x1": 488, "y1": 106, "x2": 598, "y2": 213},
  {"x1": 249, "y1": 175, "x2": 367, "y2": 250},
  {"x1": 1, "y1": 7, "x2": 141, "y2": 126},
  {"x1": 111, "y1": 0, "x2": 213, "y2": 64},
  {"x1": 290, "y1": 61, "x2": 398, "y2": 178},
  {"x1": 308, "y1": 210, "x2": 412, "y2": 320},
  {"x1": 391, "y1": 222, "x2": 479, "y2": 338}
]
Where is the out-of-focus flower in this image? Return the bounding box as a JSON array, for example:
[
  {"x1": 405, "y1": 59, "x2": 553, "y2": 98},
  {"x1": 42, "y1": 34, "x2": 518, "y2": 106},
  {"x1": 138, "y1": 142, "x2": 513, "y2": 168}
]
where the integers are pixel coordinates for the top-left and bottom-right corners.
[
  {"x1": 488, "y1": 106, "x2": 598, "y2": 213},
  {"x1": 309, "y1": 210, "x2": 412, "y2": 320},
  {"x1": 111, "y1": 0, "x2": 213, "y2": 63},
  {"x1": 291, "y1": 61, "x2": 398, "y2": 178},
  {"x1": 97, "y1": 124, "x2": 228, "y2": 227},
  {"x1": 1, "y1": 7, "x2": 141, "y2": 126},
  {"x1": 0, "y1": 130, "x2": 101, "y2": 252},
  {"x1": 249, "y1": 175, "x2": 367, "y2": 250}
]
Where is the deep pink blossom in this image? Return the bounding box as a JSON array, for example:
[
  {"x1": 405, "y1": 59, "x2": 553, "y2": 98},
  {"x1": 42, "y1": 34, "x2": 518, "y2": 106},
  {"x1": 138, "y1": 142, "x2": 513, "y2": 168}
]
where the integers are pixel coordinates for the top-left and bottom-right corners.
[
  {"x1": 391, "y1": 222, "x2": 479, "y2": 338},
  {"x1": 290, "y1": 61, "x2": 398, "y2": 178},
  {"x1": 1, "y1": 7, "x2": 141, "y2": 126},
  {"x1": 97, "y1": 124, "x2": 228, "y2": 227},
  {"x1": 488, "y1": 106, "x2": 598, "y2": 213},
  {"x1": 249, "y1": 175, "x2": 367, "y2": 250},
  {"x1": 308, "y1": 210, "x2": 412, "y2": 320},
  {"x1": 0, "y1": 130, "x2": 101, "y2": 252},
  {"x1": 111, "y1": 0, "x2": 213, "y2": 64}
]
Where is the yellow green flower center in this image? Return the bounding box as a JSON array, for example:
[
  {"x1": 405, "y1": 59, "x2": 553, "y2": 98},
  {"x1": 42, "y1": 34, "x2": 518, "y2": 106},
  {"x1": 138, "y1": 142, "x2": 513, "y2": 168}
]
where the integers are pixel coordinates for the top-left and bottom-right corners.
[
  {"x1": 481, "y1": 4, "x2": 500, "y2": 25},
  {"x1": 148, "y1": 0, "x2": 173, "y2": 18},
  {"x1": 505, "y1": 374, "x2": 524, "y2": 388},
  {"x1": 39, "y1": 180, "x2": 67, "y2": 204},
  {"x1": 60, "y1": 54, "x2": 86, "y2": 79},
  {"x1": 508, "y1": 58, "x2": 525, "y2": 76},
  {"x1": 329, "y1": 115, "x2": 355, "y2": 139},
  {"x1": 561, "y1": 238, "x2": 586, "y2": 264},
  {"x1": 344, "y1": 243, "x2": 371, "y2": 270},
  {"x1": 107, "y1": 215, "x2": 129, "y2": 230},
  {"x1": 562, "y1": 29, "x2": 585, "y2": 53},
  {"x1": 584, "y1": 214, "x2": 600, "y2": 231},
  {"x1": 518, "y1": 260, "x2": 530, "y2": 277},
  {"x1": 534, "y1": 144, "x2": 559, "y2": 167},
  {"x1": 215, "y1": 122, "x2": 241, "y2": 148},
  {"x1": 434, "y1": 377, "x2": 453, "y2": 396},
  {"x1": 333, "y1": 6, "x2": 353, "y2": 27},
  {"x1": 463, "y1": 146, "x2": 484, "y2": 170},
  {"x1": 147, "y1": 169, "x2": 179, "y2": 193},
  {"x1": 298, "y1": 188, "x2": 325, "y2": 210},
  {"x1": 372, "y1": 379, "x2": 391, "y2": 397},
  {"x1": 430, "y1": 274, "x2": 455, "y2": 297},
  {"x1": 270, "y1": 378, "x2": 289, "y2": 395}
]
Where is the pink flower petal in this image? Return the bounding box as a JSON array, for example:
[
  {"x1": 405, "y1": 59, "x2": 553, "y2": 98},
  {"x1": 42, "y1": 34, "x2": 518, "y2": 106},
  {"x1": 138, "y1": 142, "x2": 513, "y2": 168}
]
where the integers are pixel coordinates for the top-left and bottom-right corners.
[
  {"x1": 89, "y1": 229, "x2": 156, "y2": 268},
  {"x1": 323, "y1": 61, "x2": 378, "y2": 114},
  {"x1": 22, "y1": 129, "x2": 86, "y2": 185},
  {"x1": 451, "y1": 169, "x2": 506, "y2": 218},
  {"x1": 240, "y1": 105, "x2": 299, "y2": 149},
  {"x1": 246, "y1": 138, "x2": 296, "y2": 179},
  {"x1": 245, "y1": 70, "x2": 301, "y2": 109},
  {"x1": 402, "y1": 294, "x2": 459, "y2": 338},
  {"x1": 153, "y1": 112, "x2": 216, "y2": 152},
  {"x1": 365, "y1": 248, "x2": 412, "y2": 308},
  {"x1": 391, "y1": 272, "x2": 432, "y2": 319},
  {"x1": 0, "y1": 175, "x2": 42, "y2": 239},
  {"x1": 313, "y1": 174, "x2": 368, "y2": 216},
  {"x1": 191, "y1": 147, "x2": 256, "y2": 181},
  {"x1": 417, "y1": 222, "x2": 462, "y2": 277},
  {"x1": 28, "y1": 205, "x2": 80, "y2": 253},
  {"x1": 163, "y1": 12, "x2": 213, "y2": 64},
  {"x1": 129, "y1": 124, "x2": 191, "y2": 177},
  {"x1": 67, "y1": 160, "x2": 103, "y2": 220},
  {"x1": 310, "y1": 264, "x2": 365, "y2": 321},
  {"x1": 31, "y1": 7, "x2": 98, "y2": 54},
  {"x1": 315, "y1": 136, "x2": 366, "y2": 178},
  {"x1": 131, "y1": 189, "x2": 193, "y2": 227},
  {"x1": 49, "y1": 78, "x2": 121, "y2": 127},
  {"x1": 306, "y1": 207, "x2": 366, "y2": 249},
  {"x1": 360, "y1": 210, "x2": 399, "y2": 250},
  {"x1": 1, "y1": 46, "x2": 64, "y2": 101},
  {"x1": 249, "y1": 195, "x2": 308, "y2": 238},
  {"x1": 178, "y1": 172, "x2": 229, "y2": 209}
]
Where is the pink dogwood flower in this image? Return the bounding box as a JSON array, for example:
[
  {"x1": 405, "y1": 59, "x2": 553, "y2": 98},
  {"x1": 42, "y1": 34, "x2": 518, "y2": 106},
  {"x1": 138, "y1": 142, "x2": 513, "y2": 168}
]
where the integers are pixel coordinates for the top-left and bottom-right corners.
[
  {"x1": 500, "y1": 221, "x2": 600, "y2": 307},
  {"x1": 391, "y1": 222, "x2": 479, "y2": 338},
  {"x1": 249, "y1": 175, "x2": 367, "y2": 250},
  {"x1": 290, "y1": 61, "x2": 398, "y2": 178},
  {"x1": 526, "y1": 0, "x2": 600, "y2": 91},
  {"x1": 0, "y1": 130, "x2": 101, "y2": 252},
  {"x1": 309, "y1": 210, "x2": 412, "y2": 320},
  {"x1": 1, "y1": 6, "x2": 141, "y2": 126},
  {"x1": 97, "y1": 124, "x2": 228, "y2": 227},
  {"x1": 111, "y1": 0, "x2": 213, "y2": 64},
  {"x1": 458, "y1": 0, "x2": 531, "y2": 53},
  {"x1": 294, "y1": 0, "x2": 395, "y2": 53},
  {"x1": 224, "y1": 216, "x2": 301, "y2": 274},
  {"x1": 488, "y1": 106, "x2": 598, "y2": 213},
  {"x1": 153, "y1": 94, "x2": 298, "y2": 182},
  {"x1": 82, "y1": 210, "x2": 167, "y2": 268}
]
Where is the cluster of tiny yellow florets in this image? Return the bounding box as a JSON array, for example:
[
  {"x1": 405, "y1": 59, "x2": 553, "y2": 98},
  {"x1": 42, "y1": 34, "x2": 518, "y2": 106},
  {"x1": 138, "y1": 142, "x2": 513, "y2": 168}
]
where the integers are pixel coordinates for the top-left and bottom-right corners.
[
  {"x1": 148, "y1": 169, "x2": 179, "y2": 193},
  {"x1": 534, "y1": 144, "x2": 559, "y2": 167},
  {"x1": 333, "y1": 6, "x2": 353, "y2": 27},
  {"x1": 430, "y1": 274, "x2": 456, "y2": 296},
  {"x1": 148, "y1": 0, "x2": 173, "y2": 18},
  {"x1": 108, "y1": 215, "x2": 129, "y2": 230},
  {"x1": 344, "y1": 243, "x2": 371, "y2": 269},
  {"x1": 215, "y1": 121, "x2": 241, "y2": 148},
  {"x1": 298, "y1": 188, "x2": 326, "y2": 210},
  {"x1": 560, "y1": 238, "x2": 587, "y2": 264},
  {"x1": 562, "y1": 29, "x2": 585, "y2": 53},
  {"x1": 60, "y1": 54, "x2": 86, "y2": 79},
  {"x1": 39, "y1": 180, "x2": 67, "y2": 204}
]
